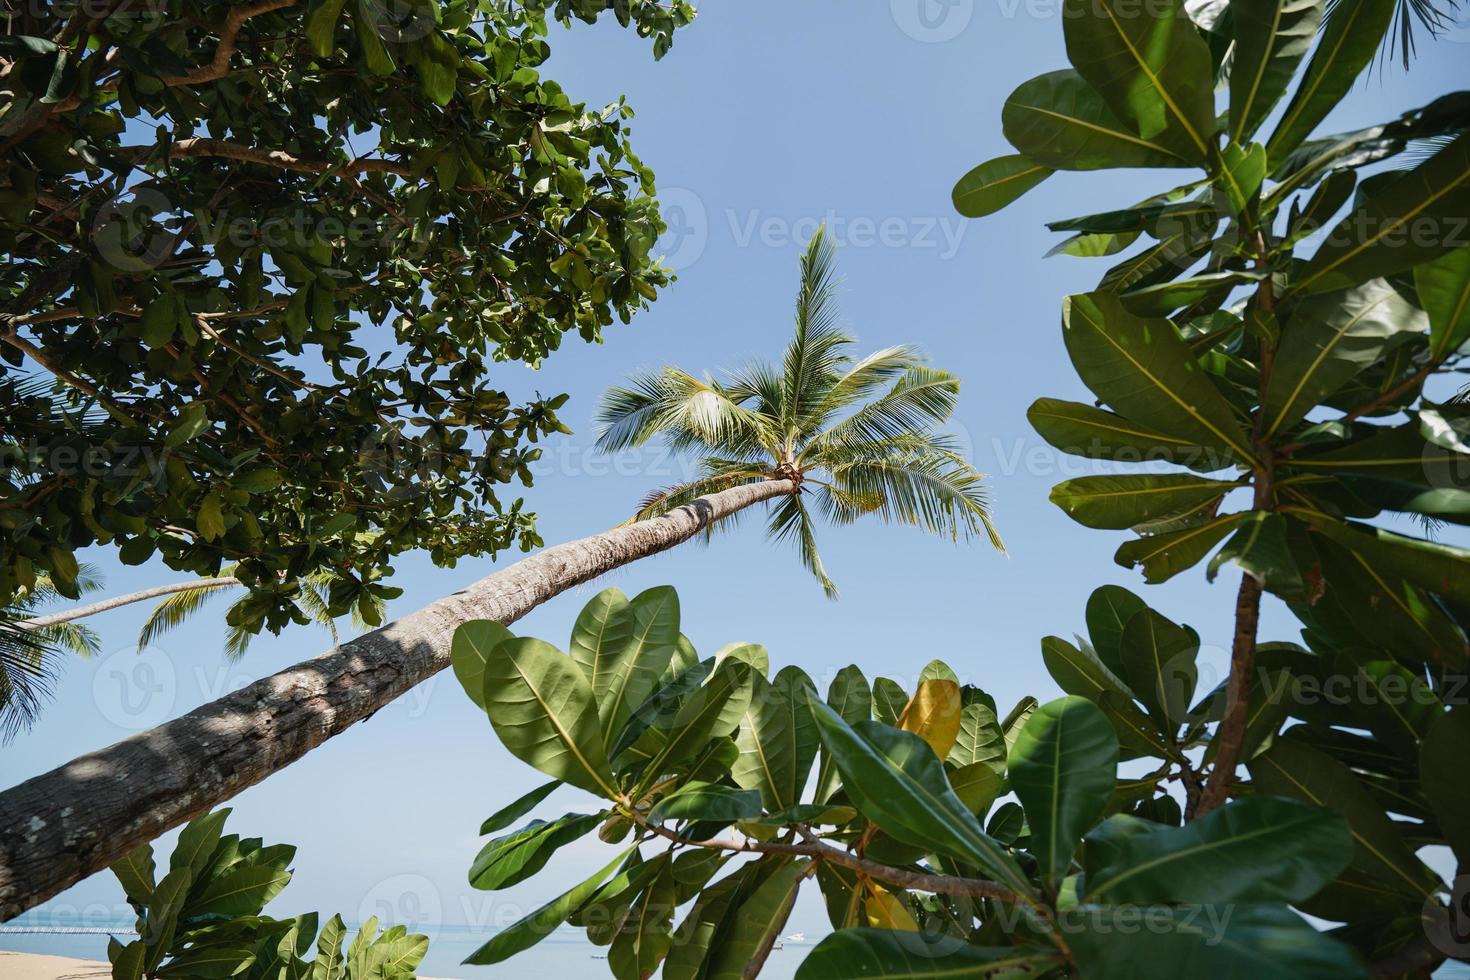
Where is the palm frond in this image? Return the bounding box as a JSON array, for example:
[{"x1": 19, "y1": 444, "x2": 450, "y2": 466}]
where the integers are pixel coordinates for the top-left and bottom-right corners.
[
  {"x1": 814, "y1": 345, "x2": 928, "y2": 418},
  {"x1": 596, "y1": 368, "x2": 776, "y2": 459},
  {"x1": 138, "y1": 579, "x2": 232, "y2": 651},
  {"x1": 633, "y1": 464, "x2": 771, "y2": 522},
  {"x1": 296, "y1": 575, "x2": 341, "y2": 645},
  {"x1": 766, "y1": 494, "x2": 839, "y2": 599},
  {"x1": 780, "y1": 229, "x2": 853, "y2": 436},
  {"x1": 1324, "y1": 0, "x2": 1461, "y2": 69},
  {"x1": 804, "y1": 366, "x2": 961, "y2": 458},
  {"x1": 722, "y1": 360, "x2": 785, "y2": 417},
  {"x1": 0, "y1": 614, "x2": 62, "y2": 742},
  {"x1": 36, "y1": 620, "x2": 100, "y2": 658},
  {"x1": 827, "y1": 445, "x2": 1005, "y2": 552}
]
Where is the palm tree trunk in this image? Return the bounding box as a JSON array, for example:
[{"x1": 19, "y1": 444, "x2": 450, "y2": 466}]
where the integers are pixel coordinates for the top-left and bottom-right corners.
[
  {"x1": 17, "y1": 578, "x2": 242, "y2": 630},
  {"x1": 0, "y1": 479, "x2": 794, "y2": 920}
]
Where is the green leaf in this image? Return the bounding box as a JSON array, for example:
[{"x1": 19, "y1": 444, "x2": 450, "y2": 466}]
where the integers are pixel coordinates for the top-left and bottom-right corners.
[
  {"x1": 1008, "y1": 696, "x2": 1119, "y2": 887},
  {"x1": 1068, "y1": 903, "x2": 1368, "y2": 979},
  {"x1": 480, "y1": 780, "x2": 559, "y2": 835},
  {"x1": 1114, "y1": 512, "x2": 1249, "y2": 584},
  {"x1": 950, "y1": 687, "x2": 1006, "y2": 772},
  {"x1": 111, "y1": 841, "x2": 155, "y2": 907},
  {"x1": 165, "y1": 402, "x2": 211, "y2": 447},
  {"x1": 1216, "y1": 142, "x2": 1268, "y2": 214},
  {"x1": 1267, "y1": 0, "x2": 1395, "y2": 162},
  {"x1": 663, "y1": 868, "x2": 748, "y2": 980},
  {"x1": 952, "y1": 154, "x2": 1053, "y2": 217},
  {"x1": 1028, "y1": 397, "x2": 1206, "y2": 469},
  {"x1": 814, "y1": 665, "x2": 871, "y2": 802},
  {"x1": 305, "y1": 0, "x2": 349, "y2": 56},
  {"x1": 1262, "y1": 278, "x2": 1426, "y2": 436},
  {"x1": 1085, "y1": 796, "x2": 1351, "y2": 904},
  {"x1": 189, "y1": 864, "x2": 293, "y2": 916},
  {"x1": 352, "y1": 0, "x2": 395, "y2": 75},
  {"x1": 1310, "y1": 517, "x2": 1470, "y2": 610},
  {"x1": 468, "y1": 812, "x2": 601, "y2": 891},
  {"x1": 1297, "y1": 131, "x2": 1470, "y2": 293},
  {"x1": 1062, "y1": 0, "x2": 1216, "y2": 163},
  {"x1": 1118, "y1": 608, "x2": 1198, "y2": 728},
  {"x1": 872, "y1": 677, "x2": 908, "y2": 727},
  {"x1": 733, "y1": 674, "x2": 803, "y2": 811},
  {"x1": 1207, "y1": 512, "x2": 1304, "y2": 593},
  {"x1": 649, "y1": 782, "x2": 762, "y2": 823},
  {"x1": 1050, "y1": 473, "x2": 1239, "y2": 530},
  {"x1": 1085, "y1": 585, "x2": 1146, "y2": 679},
  {"x1": 568, "y1": 587, "x2": 633, "y2": 691},
  {"x1": 481, "y1": 637, "x2": 617, "y2": 798},
  {"x1": 1249, "y1": 736, "x2": 1439, "y2": 902},
  {"x1": 1228, "y1": 0, "x2": 1322, "y2": 143},
  {"x1": 795, "y1": 929, "x2": 1061, "y2": 979},
  {"x1": 1414, "y1": 245, "x2": 1470, "y2": 359},
  {"x1": 463, "y1": 846, "x2": 632, "y2": 965},
  {"x1": 1421, "y1": 708, "x2": 1470, "y2": 866},
  {"x1": 607, "y1": 860, "x2": 676, "y2": 980},
  {"x1": 809, "y1": 701, "x2": 1032, "y2": 895},
  {"x1": 451, "y1": 620, "x2": 513, "y2": 711},
  {"x1": 948, "y1": 761, "x2": 1004, "y2": 817},
  {"x1": 598, "y1": 586, "x2": 679, "y2": 754},
  {"x1": 310, "y1": 914, "x2": 348, "y2": 980},
  {"x1": 1062, "y1": 291, "x2": 1255, "y2": 463},
  {"x1": 704, "y1": 860, "x2": 808, "y2": 980},
  {"x1": 1002, "y1": 70, "x2": 1189, "y2": 171}
]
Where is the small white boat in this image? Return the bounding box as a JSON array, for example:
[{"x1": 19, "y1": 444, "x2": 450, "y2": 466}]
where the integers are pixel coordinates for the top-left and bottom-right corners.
[{"x1": 783, "y1": 932, "x2": 805, "y2": 943}]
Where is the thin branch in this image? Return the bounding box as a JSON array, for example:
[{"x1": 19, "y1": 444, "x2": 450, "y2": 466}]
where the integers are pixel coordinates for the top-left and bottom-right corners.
[
  {"x1": 0, "y1": 326, "x2": 150, "y2": 421},
  {"x1": 158, "y1": 0, "x2": 299, "y2": 88},
  {"x1": 124, "y1": 137, "x2": 412, "y2": 179}
]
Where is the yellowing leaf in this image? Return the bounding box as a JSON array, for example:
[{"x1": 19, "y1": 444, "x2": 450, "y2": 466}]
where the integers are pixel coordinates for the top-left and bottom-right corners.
[
  {"x1": 862, "y1": 882, "x2": 918, "y2": 931},
  {"x1": 897, "y1": 679, "x2": 962, "y2": 761}
]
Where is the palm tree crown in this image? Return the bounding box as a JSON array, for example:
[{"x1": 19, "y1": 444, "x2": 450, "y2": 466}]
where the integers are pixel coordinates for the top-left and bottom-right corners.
[{"x1": 595, "y1": 229, "x2": 1004, "y2": 597}]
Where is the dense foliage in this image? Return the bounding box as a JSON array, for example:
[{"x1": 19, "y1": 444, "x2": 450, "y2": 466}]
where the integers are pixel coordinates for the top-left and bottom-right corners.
[
  {"x1": 451, "y1": 585, "x2": 1369, "y2": 977},
  {"x1": 596, "y1": 229, "x2": 1004, "y2": 598},
  {"x1": 0, "y1": 0, "x2": 691, "y2": 633},
  {"x1": 949, "y1": 0, "x2": 1470, "y2": 971},
  {"x1": 107, "y1": 808, "x2": 428, "y2": 978}
]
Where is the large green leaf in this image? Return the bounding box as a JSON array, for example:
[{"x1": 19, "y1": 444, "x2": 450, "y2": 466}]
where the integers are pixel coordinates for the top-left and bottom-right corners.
[
  {"x1": 450, "y1": 620, "x2": 513, "y2": 710},
  {"x1": 1207, "y1": 512, "x2": 1304, "y2": 594},
  {"x1": 1114, "y1": 513, "x2": 1249, "y2": 583},
  {"x1": 188, "y1": 864, "x2": 292, "y2": 917},
  {"x1": 607, "y1": 861, "x2": 676, "y2": 980},
  {"x1": 1002, "y1": 70, "x2": 1189, "y2": 171},
  {"x1": 596, "y1": 586, "x2": 680, "y2": 753},
  {"x1": 1085, "y1": 796, "x2": 1350, "y2": 904},
  {"x1": 468, "y1": 812, "x2": 602, "y2": 891},
  {"x1": 950, "y1": 687, "x2": 1006, "y2": 773},
  {"x1": 1027, "y1": 397, "x2": 1207, "y2": 469},
  {"x1": 112, "y1": 841, "x2": 156, "y2": 908},
  {"x1": 1228, "y1": 0, "x2": 1322, "y2": 143},
  {"x1": 1421, "y1": 708, "x2": 1470, "y2": 866},
  {"x1": 1050, "y1": 473, "x2": 1239, "y2": 530},
  {"x1": 795, "y1": 929, "x2": 1061, "y2": 979},
  {"x1": 1062, "y1": 291, "x2": 1255, "y2": 463},
  {"x1": 1297, "y1": 130, "x2": 1470, "y2": 293},
  {"x1": 732, "y1": 674, "x2": 799, "y2": 812},
  {"x1": 1062, "y1": 0, "x2": 1217, "y2": 163},
  {"x1": 1118, "y1": 608, "x2": 1198, "y2": 728},
  {"x1": 952, "y1": 154, "x2": 1054, "y2": 217},
  {"x1": 809, "y1": 701, "x2": 1032, "y2": 895},
  {"x1": 637, "y1": 659, "x2": 752, "y2": 784},
  {"x1": 1085, "y1": 585, "x2": 1146, "y2": 679},
  {"x1": 1068, "y1": 903, "x2": 1368, "y2": 979},
  {"x1": 1266, "y1": 0, "x2": 1395, "y2": 161},
  {"x1": 1415, "y1": 245, "x2": 1470, "y2": 358},
  {"x1": 663, "y1": 864, "x2": 757, "y2": 980},
  {"x1": 1008, "y1": 696, "x2": 1119, "y2": 887},
  {"x1": 649, "y1": 782, "x2": 763, "y2": 823},
  {"x1": 1249, "y1": 737, "x2": 1439, "y2": 902},
  {"x1": 872, "y1": 677, "x2": 909, "y2": 727},
  {"x1": 704, "y1": 860, "x2": 808, "y2": 980},
  {"x1": 480, "y1": 636, "x2": 617, "y2": 798},
  {"x1": 814, "y1": 665, "x2": 871, "y2": 802},
  {"x1": 568, "y1": 586, "x2": 634, "y2": 690},
  {"x1": 1310, "y1": 517, "x2": 1470, "y2": 609},
  {"x1": 463, "y1": 847, "x2": 632, "y2": 965},
  {"x1": 1262, "y1": 279, "x2": 1426, "y2": 437}
]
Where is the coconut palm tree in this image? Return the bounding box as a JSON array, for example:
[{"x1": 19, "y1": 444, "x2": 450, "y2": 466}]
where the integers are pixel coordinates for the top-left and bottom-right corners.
[{"x1": 595, "y1": 228, "x2": 1004, "y2": 596}]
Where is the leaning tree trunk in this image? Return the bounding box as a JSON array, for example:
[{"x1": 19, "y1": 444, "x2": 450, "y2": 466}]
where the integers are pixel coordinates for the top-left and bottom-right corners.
[{"x1": 0, "y1": 479, "x2": 794, "y2": 920}]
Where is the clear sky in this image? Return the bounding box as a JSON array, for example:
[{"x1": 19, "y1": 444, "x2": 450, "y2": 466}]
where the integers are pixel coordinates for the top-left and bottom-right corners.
[{"x1": 5, "y1": 0, "x2": 1468, "y2": 969}]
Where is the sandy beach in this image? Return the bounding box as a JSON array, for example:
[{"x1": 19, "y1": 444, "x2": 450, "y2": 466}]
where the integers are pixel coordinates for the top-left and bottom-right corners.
[{"x1": 0, "y1": 951, "x2": 111, "y2": 979}]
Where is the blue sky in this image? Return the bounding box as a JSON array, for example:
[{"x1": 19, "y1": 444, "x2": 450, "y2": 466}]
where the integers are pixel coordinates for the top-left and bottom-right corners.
[{"x1": 5, "y1": 0, "x2": 1469, "y2": 966}]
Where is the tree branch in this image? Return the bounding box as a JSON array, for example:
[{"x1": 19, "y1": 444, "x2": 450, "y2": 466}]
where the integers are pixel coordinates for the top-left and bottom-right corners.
[
  {"x1": 17, "y1": 579, "x2": 241, "y2": 630},
  {"x1": 158, "y1": 0, "x2": 299, "y2": 88},
  {"x1": 125, "y1": 137, "x2": 412, "y2": 178}
]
